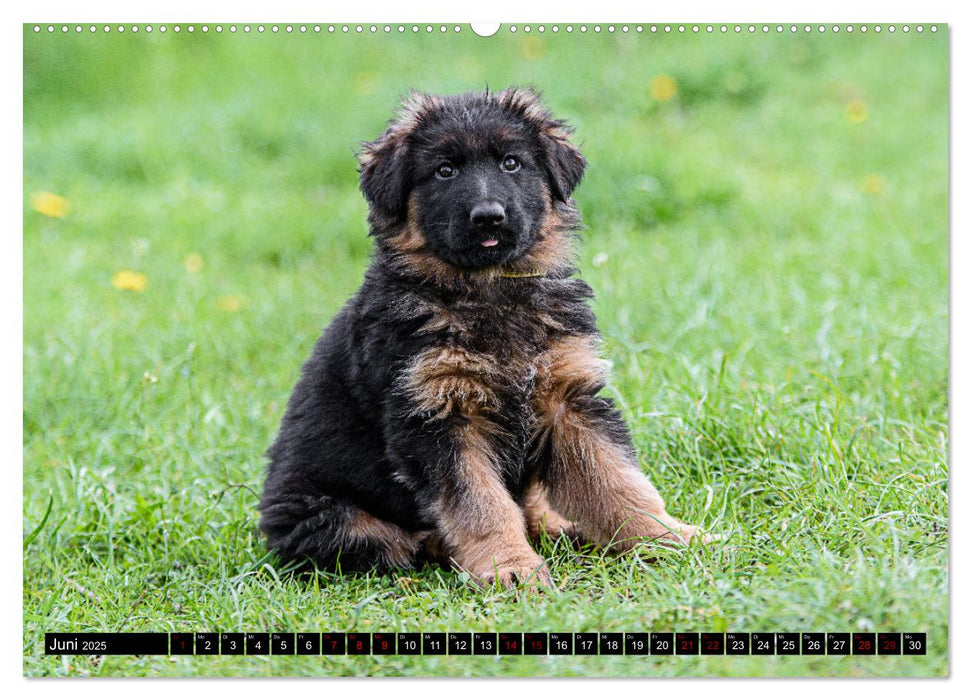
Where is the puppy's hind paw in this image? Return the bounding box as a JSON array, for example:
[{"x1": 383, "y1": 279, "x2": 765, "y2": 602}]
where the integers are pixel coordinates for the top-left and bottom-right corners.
[{"x1": 472, "y1": 558, "x2": 553, "y2": 591}]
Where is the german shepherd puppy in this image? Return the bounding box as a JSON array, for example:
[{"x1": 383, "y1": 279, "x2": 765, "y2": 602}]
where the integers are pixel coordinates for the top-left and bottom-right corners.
[{"x1": 259, "y1": 88, "x2": 704, "y2": 587}]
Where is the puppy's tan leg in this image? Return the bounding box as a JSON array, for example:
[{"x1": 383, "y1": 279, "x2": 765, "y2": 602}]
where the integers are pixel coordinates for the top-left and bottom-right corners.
[
  {"x1": 404, "y1": 346, "x2": 549, "y2": 588},
  {"x1": 433, "y1": 423, "x2": 550, "y2": 587},
  {"x1": 534, "y1": 335, "x2": 703, "y2": 550},
  {"x1": 344, "y1": 508, "x2": 428, "y2": 568},
  {"x1": 523, "y1": 480, "x2": 581, "y2": 544}
]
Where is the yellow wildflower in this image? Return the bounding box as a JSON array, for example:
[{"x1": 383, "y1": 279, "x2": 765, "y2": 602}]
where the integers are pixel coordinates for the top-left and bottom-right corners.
[
  {"x1": 216, "y1": 295, "x2": 245, "y2": 313},
  {"x1": 184, "y1": 253, "x2": 204, "y2": 273},
  {"x1": 861, "y1": 174, "x2": 885, "y2": 194},
  {"x1": 649, "y1": 75, "x2": 678, "y2": 102},
  {"x1": 521, "y1": 37, "x2": 549, "y2": 61},
  {"x1": 352, "y1": 72, "x2": 378, "y2": 96},
  {"x1": 111, "y1": 270, "x2": 147, "y2": 292},
  {"x1": 845, "y1": 99, "x2": 868, "y2": 123},
  {"x1": 31, "y1": 191, "x2": 70, "y2": 218},
  {"x1": 460, "y1": 56, "x2": 483, "y2": 81}
]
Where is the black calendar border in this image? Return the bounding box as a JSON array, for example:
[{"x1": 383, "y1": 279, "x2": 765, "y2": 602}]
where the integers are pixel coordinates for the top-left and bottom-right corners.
[{"x1": 43, "y1": 631, "x2": 927, "y2": 656}]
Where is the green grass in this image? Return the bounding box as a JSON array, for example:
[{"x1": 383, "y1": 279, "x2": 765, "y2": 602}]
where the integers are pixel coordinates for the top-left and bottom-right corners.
[{"x1": 22, "y1": 25, "x2": 948, "y2": 677}]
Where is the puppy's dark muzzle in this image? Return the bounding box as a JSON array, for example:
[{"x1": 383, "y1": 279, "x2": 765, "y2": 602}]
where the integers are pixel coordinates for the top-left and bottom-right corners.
[{"x1": 470, "y1": 202, "x2": 506, "y2": 227}]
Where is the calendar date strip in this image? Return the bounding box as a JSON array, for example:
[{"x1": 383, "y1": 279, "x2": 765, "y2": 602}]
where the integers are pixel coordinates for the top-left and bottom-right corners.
[{"x1": 44, "y1": 632, "x2": 926, "y2": 656}]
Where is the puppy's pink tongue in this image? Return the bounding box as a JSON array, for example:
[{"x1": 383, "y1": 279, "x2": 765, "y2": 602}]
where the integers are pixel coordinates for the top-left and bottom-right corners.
[{"x1": 481, "y1": 239, "x2": 499, "y2": 247}]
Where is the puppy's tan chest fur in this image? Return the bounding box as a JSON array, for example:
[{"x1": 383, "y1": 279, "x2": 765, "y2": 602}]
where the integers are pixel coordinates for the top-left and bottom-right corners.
[{"x1": 406, "y1": 294, "x2": 603, "y2": 421}]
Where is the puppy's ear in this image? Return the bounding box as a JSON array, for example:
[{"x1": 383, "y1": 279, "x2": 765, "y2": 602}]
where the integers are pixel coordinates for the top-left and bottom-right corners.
[
  {"x1": 359, "y1": 134, "x2": 410, "y2": 221},
  {"x1": 540, "y1": 130, "x2": 587, "y2": 202},
  {"x1": 497, "y1": 87, "x2": 587, "y2": 202},
  {"x1": 359, "y1": 91, "x2": 440, "y2": 222}
]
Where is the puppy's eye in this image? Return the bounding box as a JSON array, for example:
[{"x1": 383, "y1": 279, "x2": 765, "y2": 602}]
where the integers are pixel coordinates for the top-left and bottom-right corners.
[
  {"x1": 501, "y1": 155, "x2": 521, "y2": 173},
  {"x1": 435, "y1": 162, "x2": 457, "y2": 179}
]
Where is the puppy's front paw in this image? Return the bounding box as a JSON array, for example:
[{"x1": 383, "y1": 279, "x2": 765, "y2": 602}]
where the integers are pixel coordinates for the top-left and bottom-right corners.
[
  {"x1": 613, "y1": 518, "x2": 715, "y2": 550},
  {"x1": 671, "y1": 523, "x2": 721, "y2": 545},
  {"x1": 672, "y1": 523, "x2": 701, "y2": 543},
  {"x1": 472, "y1": 555, "x2": 552, "y2": 590}
]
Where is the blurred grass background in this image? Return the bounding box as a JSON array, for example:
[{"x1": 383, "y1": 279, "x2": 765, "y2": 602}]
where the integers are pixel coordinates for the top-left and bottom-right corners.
[{"x1": 23, "y1": 25, "x2": 947, "y2": 677}]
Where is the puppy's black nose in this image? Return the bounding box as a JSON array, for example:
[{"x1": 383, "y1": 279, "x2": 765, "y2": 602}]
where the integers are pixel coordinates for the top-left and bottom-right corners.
[{"x1": 470, "y1": 202, "x2": 506, "y2": 227}]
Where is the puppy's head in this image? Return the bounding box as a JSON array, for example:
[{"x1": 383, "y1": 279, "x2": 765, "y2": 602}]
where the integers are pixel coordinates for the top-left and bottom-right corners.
[{"x1": 359, "y1": 88, "x2": 586, "y2": 271}]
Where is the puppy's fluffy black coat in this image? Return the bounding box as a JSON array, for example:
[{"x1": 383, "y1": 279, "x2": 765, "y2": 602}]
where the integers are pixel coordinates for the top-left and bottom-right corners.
[{"x1": 259, "y1": 88, "x2": 702, "y2": 586}]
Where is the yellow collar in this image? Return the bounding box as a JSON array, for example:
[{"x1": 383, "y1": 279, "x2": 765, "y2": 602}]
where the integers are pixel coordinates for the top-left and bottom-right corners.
[{"x1": 499, "y1": 270, "x2": 545, "y2": 279}]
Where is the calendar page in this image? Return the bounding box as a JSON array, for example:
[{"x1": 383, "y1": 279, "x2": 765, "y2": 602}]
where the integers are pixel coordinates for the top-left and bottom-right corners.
[{"x1": 23, "y1": 18, "x2": 948, "y2": 679}]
